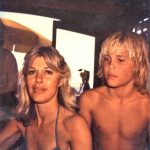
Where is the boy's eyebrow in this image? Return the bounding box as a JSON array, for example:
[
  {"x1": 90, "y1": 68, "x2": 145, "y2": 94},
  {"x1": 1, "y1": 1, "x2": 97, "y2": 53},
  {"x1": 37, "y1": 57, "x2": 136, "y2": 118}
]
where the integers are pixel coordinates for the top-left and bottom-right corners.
[
  {"x1": 117, "y1": 54, "x2": 128, "y2": 57},
  {"x1": 103, "y1": 54, "x2": 128, "y2": 57},
  {"x1": 116, "y1": 55, "x2": 130, "y2": 59}
]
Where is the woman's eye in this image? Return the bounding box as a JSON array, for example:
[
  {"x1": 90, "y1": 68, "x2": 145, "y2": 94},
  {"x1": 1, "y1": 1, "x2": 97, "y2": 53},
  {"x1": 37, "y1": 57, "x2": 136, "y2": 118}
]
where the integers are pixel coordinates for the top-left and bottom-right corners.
[
  {"x1": 44, "y1": 70, "x2": 53, "y2": 75},
  {"x1": 28, "y1": 70, "x2": 36, "y2": 75}
]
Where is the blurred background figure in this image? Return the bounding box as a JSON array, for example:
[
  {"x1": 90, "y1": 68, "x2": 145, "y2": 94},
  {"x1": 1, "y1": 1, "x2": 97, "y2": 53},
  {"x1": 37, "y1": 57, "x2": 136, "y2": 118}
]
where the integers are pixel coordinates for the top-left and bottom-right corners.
[
  {"x1": 79, "y1": 69, "x2": 90, "y2": 93},
  {"x1": 73, "y1": 69, "x2": 90, "y2": 105},
  {"x1": 0, "y1": 18, "x2": 18, "y2": 120}
]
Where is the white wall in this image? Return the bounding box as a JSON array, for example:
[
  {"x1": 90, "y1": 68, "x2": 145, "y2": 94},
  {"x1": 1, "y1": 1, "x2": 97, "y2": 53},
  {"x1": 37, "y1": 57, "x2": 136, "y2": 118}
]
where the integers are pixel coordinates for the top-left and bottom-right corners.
[{"x1": 56, "y1": 29, "x2": 95, "y2": 90}]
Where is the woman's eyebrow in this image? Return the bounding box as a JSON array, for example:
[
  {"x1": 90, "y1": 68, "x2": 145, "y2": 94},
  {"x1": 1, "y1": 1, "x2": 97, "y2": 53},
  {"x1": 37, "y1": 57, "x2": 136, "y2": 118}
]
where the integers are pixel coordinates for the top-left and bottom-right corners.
[{"x1": 28, "y1": 66, "x2": 35, "y2": 69}]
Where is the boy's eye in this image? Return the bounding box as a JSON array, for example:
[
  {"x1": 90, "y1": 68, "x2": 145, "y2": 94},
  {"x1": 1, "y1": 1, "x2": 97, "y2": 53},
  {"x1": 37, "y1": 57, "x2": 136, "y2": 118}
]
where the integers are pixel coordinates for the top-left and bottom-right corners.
[
  {"x1": 118, "y1": 57, "x2": 126, "y2": 62},
  {"x1": 103, "y1": 56, "x2": 110, "y2": 61},
  {"x1": 118, "y1": 59, "x2": 125, "y2": 62}
]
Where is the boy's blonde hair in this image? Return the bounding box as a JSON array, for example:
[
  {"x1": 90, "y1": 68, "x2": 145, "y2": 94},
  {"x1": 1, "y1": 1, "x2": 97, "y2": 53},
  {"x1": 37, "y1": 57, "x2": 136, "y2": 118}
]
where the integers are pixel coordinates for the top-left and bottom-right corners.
[{"x1": 97, "y1": 31, "x2": 149, "y2": 93}]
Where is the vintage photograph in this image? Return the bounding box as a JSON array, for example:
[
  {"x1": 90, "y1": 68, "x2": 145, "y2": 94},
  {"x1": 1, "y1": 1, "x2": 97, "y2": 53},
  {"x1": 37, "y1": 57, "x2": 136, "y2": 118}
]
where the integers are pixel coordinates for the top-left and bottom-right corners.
[{"x1": 0, "y1": 1, "x2": 150, "y2": 149}]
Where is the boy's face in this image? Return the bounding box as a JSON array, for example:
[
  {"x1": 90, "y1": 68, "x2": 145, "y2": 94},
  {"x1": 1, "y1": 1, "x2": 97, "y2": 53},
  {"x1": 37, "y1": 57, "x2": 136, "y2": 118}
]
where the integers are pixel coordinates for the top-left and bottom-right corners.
[{"x1": 103, "y1": 50, "x2": 135, "y2": 88}]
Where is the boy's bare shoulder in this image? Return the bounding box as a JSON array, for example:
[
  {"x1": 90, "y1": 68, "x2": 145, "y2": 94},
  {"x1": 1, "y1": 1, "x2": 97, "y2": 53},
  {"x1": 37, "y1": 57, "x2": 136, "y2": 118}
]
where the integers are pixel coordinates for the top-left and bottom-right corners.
[
  {"x1": 140, "y1": 93, "x2": 150, "y2": 118},
  {"x1": 138, "y1": 92, "x2": 150, "y2": 103},
  {"x1": 78, "y1": 86, "x2": 108, "y2": 113},
  {"x1": 142, "y1": 93, "x2": 150, "y2": 106},
  {"x1": 80, "y1": 86, "x2": 108, "y2": 103},
  {"x1": 134, "y1": 92, "x2": 150, "y2": 112}
]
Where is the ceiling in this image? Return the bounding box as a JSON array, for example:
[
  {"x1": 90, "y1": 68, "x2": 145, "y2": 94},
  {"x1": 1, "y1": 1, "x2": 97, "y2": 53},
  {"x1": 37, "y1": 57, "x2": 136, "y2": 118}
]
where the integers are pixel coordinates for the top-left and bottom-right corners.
[
  {"x1": 1, "y1": 18, "x2": 40, "y2": 52},
  {"x1": 0, "y1": 18, "x2": 51, "y2": 52},
  {"x1": 0, "y1": 0, "x2": 149, "y2": 39},
  {"x1": 0, "y1": 0, "x2": 149, "y2": 86}
]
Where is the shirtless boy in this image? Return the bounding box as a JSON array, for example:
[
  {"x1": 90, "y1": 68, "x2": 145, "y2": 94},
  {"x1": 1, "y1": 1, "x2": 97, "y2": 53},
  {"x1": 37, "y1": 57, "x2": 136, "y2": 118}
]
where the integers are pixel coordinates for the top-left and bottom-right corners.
[{"x1": 79, "y1": 31, "x2": 150, "y2": 150}]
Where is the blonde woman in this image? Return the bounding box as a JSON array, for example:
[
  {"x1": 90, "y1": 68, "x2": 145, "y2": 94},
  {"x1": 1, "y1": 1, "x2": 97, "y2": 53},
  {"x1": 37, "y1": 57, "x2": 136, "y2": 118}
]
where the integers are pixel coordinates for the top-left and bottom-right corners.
[
  {"x1": 79, "y1": 31, "x2": 150, "y2": 150},
  {"x1": 0, "y1": 45, "x2": 92, "y2": 150}
]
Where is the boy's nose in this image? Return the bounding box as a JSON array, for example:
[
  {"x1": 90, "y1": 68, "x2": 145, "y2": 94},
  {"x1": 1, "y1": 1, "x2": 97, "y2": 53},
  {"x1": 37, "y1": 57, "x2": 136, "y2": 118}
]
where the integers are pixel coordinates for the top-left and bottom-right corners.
[{"x1": 108, "y1": 61, "x2": 116, "y2": 71}]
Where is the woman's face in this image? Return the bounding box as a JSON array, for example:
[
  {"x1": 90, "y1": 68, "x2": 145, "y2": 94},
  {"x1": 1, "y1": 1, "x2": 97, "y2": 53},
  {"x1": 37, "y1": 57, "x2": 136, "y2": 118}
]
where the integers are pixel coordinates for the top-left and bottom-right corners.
[{"x1": 26, "y1": 56, "x2": 62, "y2": 104}]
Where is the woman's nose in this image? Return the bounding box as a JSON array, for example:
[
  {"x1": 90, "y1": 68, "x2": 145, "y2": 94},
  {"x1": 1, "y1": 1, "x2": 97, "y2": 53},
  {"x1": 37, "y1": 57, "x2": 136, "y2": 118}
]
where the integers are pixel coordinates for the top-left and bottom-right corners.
[{"x1": 35, "y1": 72, "x2": 43, "y2": 83}]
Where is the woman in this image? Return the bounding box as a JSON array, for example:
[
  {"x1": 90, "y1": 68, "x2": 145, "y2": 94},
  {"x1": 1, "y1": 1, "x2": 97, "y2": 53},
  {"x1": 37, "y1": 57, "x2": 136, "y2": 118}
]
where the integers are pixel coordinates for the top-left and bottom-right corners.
[{"x1": 0, "y1": 45, "x2": 92, "y2": 150}]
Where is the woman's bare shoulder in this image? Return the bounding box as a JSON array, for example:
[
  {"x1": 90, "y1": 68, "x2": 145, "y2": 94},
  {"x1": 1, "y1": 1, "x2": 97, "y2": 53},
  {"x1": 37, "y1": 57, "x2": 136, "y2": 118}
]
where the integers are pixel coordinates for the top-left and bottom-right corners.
[
  {"x1": 66, "y1": 112, "x2": 87, "y2": 124},
  {"x1": 0, "y1": 118, "x2": 25, "y2": 144},
  {"x1": 60, "y1": 109, "x2": 92, "y2": 149},
  {"x1": 4, "y1": 119, "x2": 21, "y2": 127},
  {"x1": 60, "y1": 108, "x2": 86, "y2": 126},
  {"x1": 62, "y1": 110, "x2": 89, "y2": 133},
  {"x1": 4, "y1": 119, "x2": 25, "y2": 136}
]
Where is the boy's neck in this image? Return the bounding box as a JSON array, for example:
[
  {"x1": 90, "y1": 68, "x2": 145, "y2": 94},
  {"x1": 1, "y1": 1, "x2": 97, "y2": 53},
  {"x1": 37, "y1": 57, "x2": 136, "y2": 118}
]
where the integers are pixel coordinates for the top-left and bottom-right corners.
[{"x1": 107, "y1": 85, "x2": 137, "y2": 102}]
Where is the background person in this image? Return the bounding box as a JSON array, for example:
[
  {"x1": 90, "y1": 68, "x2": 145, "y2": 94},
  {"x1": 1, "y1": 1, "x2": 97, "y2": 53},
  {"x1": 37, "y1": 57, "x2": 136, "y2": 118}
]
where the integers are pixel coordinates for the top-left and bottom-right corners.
[
  {"x1": 79, "y1": 69, "x2": 90, "y2": 93},
  {"x1": 0, "y1": 19, "x2": 18, "y2": 121}
]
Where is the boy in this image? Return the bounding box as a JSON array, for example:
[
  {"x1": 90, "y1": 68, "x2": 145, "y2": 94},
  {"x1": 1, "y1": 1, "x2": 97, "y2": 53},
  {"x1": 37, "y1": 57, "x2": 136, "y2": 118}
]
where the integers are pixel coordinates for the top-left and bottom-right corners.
[{"x1": 79, "y1": 31, "x2": 150, "y2": 150}]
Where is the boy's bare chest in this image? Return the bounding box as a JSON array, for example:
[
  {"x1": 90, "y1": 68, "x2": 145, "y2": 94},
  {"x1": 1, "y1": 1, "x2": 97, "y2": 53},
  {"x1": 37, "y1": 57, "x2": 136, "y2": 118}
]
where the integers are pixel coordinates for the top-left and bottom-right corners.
[{"x1": 92, "y1": 101, "x2": 147, "y2": 138}]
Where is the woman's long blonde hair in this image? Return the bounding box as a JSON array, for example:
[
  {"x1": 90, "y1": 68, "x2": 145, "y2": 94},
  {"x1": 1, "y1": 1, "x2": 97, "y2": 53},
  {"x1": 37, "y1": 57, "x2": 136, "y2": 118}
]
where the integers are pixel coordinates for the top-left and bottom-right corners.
[
  {"x1": 97, "y1": 31, "x2": 149, "y2": 93},
  {"x1": 17, "y1": 45, "x2": 76, "y2": 122}
]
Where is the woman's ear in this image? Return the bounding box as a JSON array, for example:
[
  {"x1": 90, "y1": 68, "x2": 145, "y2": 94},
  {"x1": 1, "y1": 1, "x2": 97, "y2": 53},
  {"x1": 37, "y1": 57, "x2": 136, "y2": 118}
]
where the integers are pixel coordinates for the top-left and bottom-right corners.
[{"x1": 58, "y1": 77, "x2": 63, "y2": 87}]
